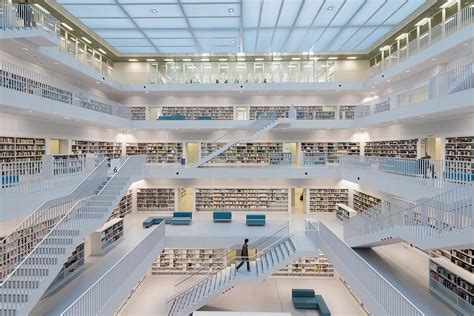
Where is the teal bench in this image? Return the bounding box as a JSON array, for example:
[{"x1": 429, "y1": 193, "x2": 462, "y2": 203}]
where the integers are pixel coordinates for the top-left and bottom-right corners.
[
  {"x1": 171, "y1": 211, "x2": 192, "y2": 225},
  {"x1": 213, "y1": 211, "x2": 232, "y2": 223},
  {"x1": 292, "y1": 289, "x2": 318, "y2": 309},
  {"x1": 246, "y1": 214, "x2": 266, "y2": 226},
  {"x1": 443, "y1": 171, "x2": 474, "y2": 182},
  {"x1": 158, "y1": 115, "x2": 186, "y2": 120},
  {"x1": 315, "y1": 295, "x2": 331, "y2": 316},
  {"x1": 143, "y1": 216, "x2": 172, "y2": 228}
]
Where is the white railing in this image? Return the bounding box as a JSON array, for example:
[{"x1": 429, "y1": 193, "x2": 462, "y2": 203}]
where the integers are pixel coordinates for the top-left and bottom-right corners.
[
  {"x1": 0, "y1": 2, "x2": 60, "y2": 38},
  {"x1": 0, "y1": 157, "x2": 108, "y2": 280},
  {"x1": 0, "y1": 60, "x2": 131, "y2": 119},
  {"x1": 339, "y1": 155, "x2": 472, "y2": 189},
  {"x1": 319, "y1": 223, "x2": 424, "y2": 316},
  {"x1": 0, "y1": 155, "x2": 91, "y2": 196},
  {"x1": 370, "y1": 5, "x2": 474, "y2": 77},
  {"x1": 60, "y1": 221, "x2": 166, "y2": 316},
  {"x1": 344, "y1": 183, "x2": 473, "y2": 242}
]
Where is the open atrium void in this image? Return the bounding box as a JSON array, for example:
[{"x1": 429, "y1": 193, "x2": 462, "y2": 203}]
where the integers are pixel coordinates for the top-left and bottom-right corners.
[{"x1": 0, "y1": 0, "x2": 473, "y2": 316}]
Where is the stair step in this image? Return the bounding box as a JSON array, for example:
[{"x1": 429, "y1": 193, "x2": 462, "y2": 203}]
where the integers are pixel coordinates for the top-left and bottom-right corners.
[{"x1": 0, "y1": 292, "x2": 29, "y2": 304}]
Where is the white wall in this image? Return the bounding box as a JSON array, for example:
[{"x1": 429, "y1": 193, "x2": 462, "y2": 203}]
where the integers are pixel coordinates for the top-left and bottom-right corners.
[{"x1": 335, "y1": 60, "x2": 370, "y2": 82}]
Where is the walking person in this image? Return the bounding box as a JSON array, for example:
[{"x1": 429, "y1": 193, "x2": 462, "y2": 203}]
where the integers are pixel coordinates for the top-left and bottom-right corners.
[{"x1": 236, "y1": 238, "x2": 250, "y2": 272}]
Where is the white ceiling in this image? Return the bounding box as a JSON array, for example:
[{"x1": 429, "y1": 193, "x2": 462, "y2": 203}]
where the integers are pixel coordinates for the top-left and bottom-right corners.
[{"x1": 58, "y1": 0, "x2": 427, "y2": 54}]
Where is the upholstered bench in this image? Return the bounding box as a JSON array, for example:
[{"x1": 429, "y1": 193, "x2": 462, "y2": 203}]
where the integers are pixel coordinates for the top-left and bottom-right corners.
[
  {"x1": 292, "y1": 289, "x2": 318, "y2": 309},
  {"x1": 246, "y1": 214, "x2": 266, "y2": 226},
  {"x1": 143, "y1": 216, "x2": 172, "y2": 228},
  {"x1": 143, "y1": 217, "x2": 154, "y2": 228},
  {"x1": 213, "y1": 211, "x2": 232, "y2": 223},
  {"x1": 315, "y1": 295, "x2": 331, "y2": 316},
  {"x1": 171, "y1": 211, "x2": 192, "y2": 225}
]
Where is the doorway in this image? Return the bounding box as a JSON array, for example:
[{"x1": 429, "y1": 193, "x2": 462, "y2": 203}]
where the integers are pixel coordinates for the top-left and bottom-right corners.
[
  {"x1": 236, "y1": 107, "x2": 247, "y2": 120},
  {"x1": 48, "y1": 139, "x2": 69, "y2": 155},
  {"x1": 292, "y1": 188, "x2": 305, "y2": 214},
  {"x1": 283, "y1": 142, "x2": 298, "y2": 165},
  {"x1": 424, "y1": 138, "x2": 442, "y2": 159},
  {"x1": 186, "y1": 143, "x2": 199, "y2": 164},
  {"x1": 178, "y1": 188, "x2": 194, "y2": 211}
]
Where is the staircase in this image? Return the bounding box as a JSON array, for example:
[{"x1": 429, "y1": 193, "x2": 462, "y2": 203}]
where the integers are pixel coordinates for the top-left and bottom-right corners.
[
  {"x1": 167, "y1": 227, "x2": 300, "y2": 316},
  {"x1": 193, "y1": 117, "x2": 292, "y2": 168},
  {"x1": 344, "y1": 183, "x2": 473, "y2": 249},
  {"x1": 0, "y1": 156, "x2": 145, "y2": 316}
]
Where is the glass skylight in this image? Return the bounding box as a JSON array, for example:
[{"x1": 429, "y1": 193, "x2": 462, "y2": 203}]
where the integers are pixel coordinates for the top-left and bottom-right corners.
[{"x1": 57, "y1": 0, "x2": 427, "y2": 54}]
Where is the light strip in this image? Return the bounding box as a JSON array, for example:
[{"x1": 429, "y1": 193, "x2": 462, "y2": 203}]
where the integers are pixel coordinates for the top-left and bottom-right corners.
[
  {"x1": 347, "y1": 56, "x2": 357, "y2": 60},
  {"x1": 128, "y1": 59, "x2": 138, "y2": 62},
  {"x1": 440, "y1": 0, "x2": 457, "y2": 9},
  {"x1": 61, "y1": 22, "x2": 74, "y2": 31},
  {"x1": 98, "y1": 48, "x2": 107, "y2": 54},
  {"x1": 82, "y1": 37, "x2": 92, "y2": 44},
  {"x1": 415, "y1": 17, "x2": 430, "y2": 26},
  {"x1": 34, "y1": 4, "x2": 50, "y2": 14},
  {"x1": 328, "y1": 57, "x2": 338, "y2": 60}
]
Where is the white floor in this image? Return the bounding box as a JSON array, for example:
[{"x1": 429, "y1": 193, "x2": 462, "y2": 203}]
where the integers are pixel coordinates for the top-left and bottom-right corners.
[{"x1": 119, "y1": 276, "x2": 365, "y2": 316}]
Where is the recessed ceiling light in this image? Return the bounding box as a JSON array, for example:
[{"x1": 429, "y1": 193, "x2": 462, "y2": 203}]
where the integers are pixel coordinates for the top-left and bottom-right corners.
[
  {"x1": 387, "y1": 79, "x2": 391, "y2": 82},
  {"x1": 200, "y1": 58, "x2": 210, "y2": 62},
  {"x1": 218, "y1": 58, "x2": 228, "y2": 61},
  {"x1": 182, "y1": 58, "x2": 192, "y2": 62},
  {"x1": 231, "y1": 40, "x2": 236, "y2": 44},
  {"x1": 22, "y1": 47, "x2": 29, "y2": 51},
  {"x1": 64, "y1": 117, "x2": 70, "y2": 120},
  {"x1": 347, "y1": 56, "x2": 357, "y2": 60},
  {"x1": 151, "y1": 8, "x2": 159, "y2": 15},
  {"x1": 28, "y1": 110, "x2": 33, "y2": 113},
  {"x1": 440, "y1": 0, "x2": 457, "y2": 9},
  {"x1": 419, "y1": 115, "x2": 425, "y2": 118},
  {"x1": 328, "y1": 57, "x2": 338, "y2": 60},
  {"x1": 273, "y1": 57, "x2": 282, "y2": 61},
  {"x1": 431, "y1": 58, "x2": 436, "y2": 61},
  {"x1": 82, "y1": 37, "x2": 92, "y2": 44},
  {"x1": 396, "y1": 33, "x2": 408, "y2": 40},
  {"x1": 255, "y1": 58, "x2": 264, "y2": 61},
  {"x1": 406, "y1": 70, "x2": 410, "y2": 73},
  {"x1": 146, "y1": 58, "x2": 156, "y2": 62},
  {"x1": 54, "y1": 62, "x2": 58, "y2": 65},
  {"x1": 61, "y1": 22, "x2": 74, "y2": 31},
  {"x1": 164, "y1": 58, "x2": 174, "y2": 62},
  {"x1": 95, "y1": 81, "x2": 100, "y2": 84},
  {"x1": 237, "y1": 58, "x2": 246, "y2": 61},
  {"x1": 291, "y1": 57, "x2": 301, "y2": 61},
  {"x1": 98, "y1": 48, "x2": 107, "y2": 54},
  {"x1": 327, "y1": 6, "x2": 334, "y2": 10},
  {"x1": 228, "y1": 8, "x2": 235, "y2": 15},
  {"x1": 128, "y1": 59, "x2": 138, "y2": 62},
  {"x1": 145, "y1": 91, "x2": 149, "y2": 94}
]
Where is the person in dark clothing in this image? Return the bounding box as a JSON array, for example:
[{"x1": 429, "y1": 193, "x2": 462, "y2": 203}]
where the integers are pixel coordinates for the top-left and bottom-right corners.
[{"x1": 236, "y1": 238, "x2": 250, "y2": 272}]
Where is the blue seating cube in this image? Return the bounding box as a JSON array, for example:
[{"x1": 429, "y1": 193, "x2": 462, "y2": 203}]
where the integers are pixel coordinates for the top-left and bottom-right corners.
[
  {"x1": 171, "y1": 211, "x2": 192, "y2": 225},
  {"x1": 246, "y1": 214, "x2": 266, "y2": 226},
  {"x1": 213, "y1": 211, "x2": 232, "y2": 223}
]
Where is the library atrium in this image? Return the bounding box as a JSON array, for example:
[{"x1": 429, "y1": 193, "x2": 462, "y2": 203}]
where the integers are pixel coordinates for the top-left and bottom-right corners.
[{"x1": 0, "y1": 0, "x2": 473, "y2": 315}]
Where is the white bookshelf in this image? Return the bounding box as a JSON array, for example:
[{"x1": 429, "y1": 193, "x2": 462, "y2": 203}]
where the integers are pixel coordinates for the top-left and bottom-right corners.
[
  {"x1": 136, "y1": 188, "x2": 175, "y2": 211},
  {"x1": 339, "y1": 105, "x2": 357, "y2": 120},
  {"x1": 71, "y1": 140, "x2": 122, "y2": 158},
  {"x1": 89, "y1": 218, "x2": 124, "y2": 256},
  {"x1": 161, "y1": 106, "x2": 234, "y2": 120},
  {"x1": 0, "y1": 136, "x2": 45, "y2": 163},
  {"x1": 273, "y1": 255, "x2": 334, "y2": 277},
  {"x1": 200, "y1": 142, "x2": 283, "y2": 165},
  {"x1": 364, "y1": 139, "x2": 418, "y2": 158},
  {"x1": 43, "y1": 241, "x2": 85, "y2": 297},
  {"x1": 353, "y1": 190, "x2": 381, "y2": 213},
  {"x1": 374, "y1": 99, "x2": 390, "y2": 114},
  {"x1": 131, "y1": 106, "x2": 147, "y2": 120},
  {"x1": 301, "y1": 142, "x2": 360, "y2": 163},
  {"x1": 195, "y1": 188, "x2": 289, "y2": 212},
  {"x1": 445, "y1": 136, "x2": 473, "y2": 177},
  {"x1": 308, "y1": 189, "x2": 349, "y2": 213},
  {"x1": 109, "y1": 190, "x2": 132, "y2": 220},
  {"x1": 336, "y1": 203, "x2": 357, "y2": 222},
  {"x1": 152, "y1": 248, "x2": 227, "y2": 275},
  {"x1": 126, "y1": 143, "x2": 183, "y2": 164}
]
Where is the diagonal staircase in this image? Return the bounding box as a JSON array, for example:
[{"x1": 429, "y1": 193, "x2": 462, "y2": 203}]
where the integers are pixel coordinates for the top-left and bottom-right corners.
[
  {"x1": 0, "y1": 156, "x2": 145, "y2": 316},
  {"x1": 343, "y1": 183, "x2": 473, "y2": 249},
  {"x1": 193, "y1": 116, "x2": 293, "y2": 168},
  {"x1": 167, "y1": 236, "x2": 297, "y2": 316}
]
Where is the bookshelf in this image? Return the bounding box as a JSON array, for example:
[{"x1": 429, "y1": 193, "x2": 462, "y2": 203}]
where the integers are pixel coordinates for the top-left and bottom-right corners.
[
  {"x1": 374, "y1": 99, "x2": 390, "y2": 114},
  {"x1": 336, "y1": 203, "x2": 357, "y2": 222},
  {"x1": 109, "y1": 190, "x2": 133, "y2": 220},
  {"x1": 301, "y1": 142, "x2": 360, "y2": 163},
  {"x1": 249, "y1": 106, "x2": 289, "y2": 119},
  {"x1": 353, "y1": 190, "x2": 381, "y2": 213},
  {"x1": 90, "y1": 218, "x2": 124, "y2": 256},
  {"x1": 71, "y1": 140, "x2": 122, "y2": 158},
  {"x1": 273, "y1": 255, "x2": 334, "y2": 277},
  {"x1": 339, "y1": 105, "x2": 357, "y2": 120},
  {"x1": 126, "y1": 143, "x2": 183, "y2": 164},
  {"x1": 152, "y1": 248, "x2": 227, "y2": 275},
  {"x1": 429, "y1": 255, "x2": 473, "y2": 314},
  {"x1": 308, "y1": 189, "x2": 349, "y2": 213},
  {"x1": 131, "y1": 107, "x2": 147, "y2": 120},
  {"x1": 445, "y1": 136, "x2": 473, "y2": 177},
  {"x1": 161, "y1": 106, "x2": 234, "y2": 120},
  {"x1": 364, "y1": 139, "x2": 418, "y2": 158},
  {"x1": 136, "y1": 188, "x2": 175, "y2": 211},
  {"x1": 43, "y1": 242, "x2": 85, "y2": 297},
  {"x1": 200, "y1": 142, "x2": 283, "y2": 165},
  {"x1": 195, "y1": 188, "x2": 289, "y2": 212},
  {"x1": 0, "y1": 136, "x2": 45, "y2": 163}
]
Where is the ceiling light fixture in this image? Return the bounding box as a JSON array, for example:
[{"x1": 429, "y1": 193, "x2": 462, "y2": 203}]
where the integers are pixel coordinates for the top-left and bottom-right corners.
[
  {"x1": 182, "y1": 58, "x2": 192, "y2": 62},
  {"x1": 146, "y1": 58, "x2": 156, "y2": 62},
  {"x1": 379, "y1": 45, "x2": 390, "y2": 51},
  {"x1": 228, "y1": 8, "x2": 235, "y2": 15},
  {"x1": 237, "y1": 58, "x2": 246, "y2": 61},
  {"x1": 440, "y1": 0, "x2": 457, "y2": 9},
  {"x1": 22, "y1": 47, "x2": 29, "y2": 51},
  {"x1": 415, "y1": 17, "x2": 430, "y2": 26},
  {"x1": 218, "y1": 58, "x2": 228, "y2": 61},
  {"x1": 98, "y1": 48, "x2": 107, "y2": 54},
  {"x1": 431, "y1": 58, "x2": 436, "y2": 61},
  {"x1": 82, "y1": 37, "x2": 92, "y2": 44},
  {"x1": 273, "y1": 57, "x2": 282, "y2": 61},
  {"x1": 151, "y1": 8, "x2": 159, "y2": 15},
  {"x1": 95, "y1": 81, "x2": 100, "y2": 84},
  {"x1": 406, "y1": 70, "x2": 410, "y2": 73},
  {"x1": 291, "y1": 57, "x2": 301, "y2": 61},
  {"x1": 347, "y1": 56, "x2": 357, "y2": 60},
  {"x1": 128, "y1": 59, "x2": 138, "y2": 62},
  {"x1": 164, "y1": 58, "x2": 174, "y2": 62},
  {"x1": 34, "y1": 4, "x2": 49, "y2": 14},
  {"x1": 200, "y1": 58, "x2": 210, "y2": 61},
  {"x1": 255, "y1": 58, "x2": 264, "y2": 61},
  {"x1": 327, "y1": 6, "x2": 334, "y2": 10},
  {"x1": 61, "y1": 22, "x2": 74, "y2": 31},
  {"x1": 328, "y1": 57, "x2": 338, "y2": 60}
]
